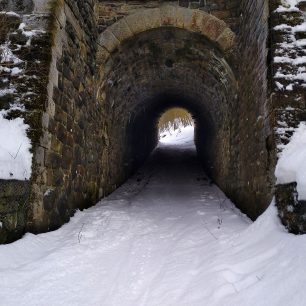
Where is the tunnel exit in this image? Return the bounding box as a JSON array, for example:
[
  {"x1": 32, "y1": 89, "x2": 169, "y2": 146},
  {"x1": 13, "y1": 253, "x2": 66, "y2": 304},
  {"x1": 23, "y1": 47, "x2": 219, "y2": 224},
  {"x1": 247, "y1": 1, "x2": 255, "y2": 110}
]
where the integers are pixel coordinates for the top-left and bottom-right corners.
[{"x1": 158, "y1": 108, "x2": 195, "y2": 148}]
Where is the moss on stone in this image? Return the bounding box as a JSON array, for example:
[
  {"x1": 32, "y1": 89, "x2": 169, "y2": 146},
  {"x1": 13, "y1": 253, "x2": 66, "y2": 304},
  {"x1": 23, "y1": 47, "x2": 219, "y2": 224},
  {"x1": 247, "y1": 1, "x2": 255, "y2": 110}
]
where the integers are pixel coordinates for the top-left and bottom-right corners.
[{"x1": 0, "y1": 180, "x2": 30, "y2": 244}]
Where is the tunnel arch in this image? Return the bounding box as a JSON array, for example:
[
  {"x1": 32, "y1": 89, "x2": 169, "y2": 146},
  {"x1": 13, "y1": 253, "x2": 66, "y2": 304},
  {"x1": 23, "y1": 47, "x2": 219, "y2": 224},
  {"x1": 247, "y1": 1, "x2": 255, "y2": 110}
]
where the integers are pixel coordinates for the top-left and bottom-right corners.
[
  {"x1": 95, "y1": 8, "x2": 238, "y2": 211},
  {"x1": 124, "y1": 93, "x2": 216, "y2": 176},
  {"x1": 25, "y1": 2, "x2": 272, "y2": 237},
  {"x1": 96, "y1": 6, "x2": 236, "y2": 69}
]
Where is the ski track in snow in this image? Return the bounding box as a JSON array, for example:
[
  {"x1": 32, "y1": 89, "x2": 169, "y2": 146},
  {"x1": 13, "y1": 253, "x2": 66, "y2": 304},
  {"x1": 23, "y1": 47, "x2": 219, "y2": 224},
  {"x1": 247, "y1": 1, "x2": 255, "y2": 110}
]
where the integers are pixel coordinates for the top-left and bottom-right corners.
[{"x1": 1, "y1": 126, "x2": 306, "y2": 306}]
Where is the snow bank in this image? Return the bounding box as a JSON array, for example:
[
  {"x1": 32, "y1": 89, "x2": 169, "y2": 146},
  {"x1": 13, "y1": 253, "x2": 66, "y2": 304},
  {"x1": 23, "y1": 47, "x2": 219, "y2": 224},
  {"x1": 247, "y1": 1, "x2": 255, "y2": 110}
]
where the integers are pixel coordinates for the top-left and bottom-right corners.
[
  {"x1": 0, "y1": 11, "x2": 20, "y2": 17},
  {"x1": 273, "y1": 0, "x2": 306, "y2": 89},
  {"x1": 0, "y1": 17, "x2": 36, "y2": 181},
  {"x1": 0, "y1": 112, "x2": 32, "y2": 180},
  {"x1": 159, "y1": 125, "x2": 194, "y2": 147},
  {"x1": 0, "y1": 127, "x2": 306, "y2": 305},
  {"x1": 275, "y1": 122, "x2": 306, "y2": 199}
]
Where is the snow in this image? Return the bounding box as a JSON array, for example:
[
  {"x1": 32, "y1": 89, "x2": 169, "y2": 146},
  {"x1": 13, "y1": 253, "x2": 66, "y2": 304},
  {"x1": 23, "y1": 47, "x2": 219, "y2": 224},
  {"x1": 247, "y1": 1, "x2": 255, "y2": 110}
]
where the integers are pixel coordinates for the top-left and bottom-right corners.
[
  {"x1": 0, "y1": 11, "x2": 20, "y2": 17},
  {"x1": 0, "y1": 87, "x2": 15, "y2": 97},
  {"x1": 273, "y1": 0, "x2": 306, "y2": 90},
  {"x1": 0, "y1": 112, "x2": 32, "y2": 180},
  {"x1": 18, "y1": 22, "x2": 46, "y2": 40},
  {"x1": 275, "y1": 122, "x2": 306, "y2": 200},
  {"x1": 0, "y1": 44, "x2": 22, "y2": 64},
  {"x1": 10, "y1": 67, "x2": 23, "y2": 75},
  {"x1": 0, "y1": 17, "x2": 34, "y2": 180},
  {"x1": 0, "y1": 126, "x2": 306, "y2": 306},
  {"x1": 275, "y1": 0, "x2": 303, "y2": 12},
  {"x1": 159, "y1": 125, "x2": 194, "y2": 146},
  {"x1": 274, "y1": 56, "x2": 306, "y2": 65}
]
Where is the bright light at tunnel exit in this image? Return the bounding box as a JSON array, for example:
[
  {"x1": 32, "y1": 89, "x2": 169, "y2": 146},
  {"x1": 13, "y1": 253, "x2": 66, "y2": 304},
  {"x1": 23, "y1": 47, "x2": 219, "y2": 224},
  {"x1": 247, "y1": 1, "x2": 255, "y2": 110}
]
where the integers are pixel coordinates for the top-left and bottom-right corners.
[{"x1": 158, "y1": 108, "x2": 195, "y2": 145}]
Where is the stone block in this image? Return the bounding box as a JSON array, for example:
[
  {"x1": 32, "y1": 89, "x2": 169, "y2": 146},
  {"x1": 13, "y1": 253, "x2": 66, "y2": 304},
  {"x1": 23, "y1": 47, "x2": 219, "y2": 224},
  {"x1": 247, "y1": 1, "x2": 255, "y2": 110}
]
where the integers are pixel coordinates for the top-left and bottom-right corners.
[
  {"x1": 124, "y1": 11, "x2": 148, "y2": 35},
  {"x1": 200, "y1": 13, "x2": 227, "y2": 42},
  {"x1": 108, "y1": 18, "x2": 133, "y2": 42},
  {"x1": 160, "y1": 5, "x2": 177, "y2": 26},
  {"x1": 45, "y1": 151, "x2": 62, "y2": 169},
  {"x1": 51, "y1": 136, "x2": 63, "y2": 154},
  {"x1": 96, "y1": 46, "x2": 111, "y2": 65},
  {"x1": 98, "y1": 28, "x2": 120, "y2": 53},
  {"x1": 35, "y1": 146, "x2": 45, "y2": 166},
  {"x1": 216, "y1": 27, "x2": 236, "y2": 51},
  {"x1": 176, "y1": 6, "x2": 193, "y2": 29}
]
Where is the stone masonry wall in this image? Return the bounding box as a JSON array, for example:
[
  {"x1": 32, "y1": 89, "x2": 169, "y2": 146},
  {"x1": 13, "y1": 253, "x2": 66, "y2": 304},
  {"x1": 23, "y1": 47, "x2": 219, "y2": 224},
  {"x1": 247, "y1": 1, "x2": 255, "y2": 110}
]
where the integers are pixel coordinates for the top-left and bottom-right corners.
[
  {"x1": 0, "y1": 2, "x2": 52, "y2": 243},
  {"x1": 28, "y1": 0, "x2": 101, "y2": 233},
  {"x1": 28, "y1": 0, "x2": 242, "y2": 235},
  {"x1": 95, "y1": 0, "x2": 273, "y2": 221},
  {"x1": 228, "y1": 0, "x2": 272, "y2": 219},
  {"x1": 270, "y1": 0, "x2": 306, "y2": 233},
  {"x1": 97, "y1": 0, "x2": 240, "y2": 33},
  {"x1": 0, "y1": 180, "x2": 30, "y2": 242}
]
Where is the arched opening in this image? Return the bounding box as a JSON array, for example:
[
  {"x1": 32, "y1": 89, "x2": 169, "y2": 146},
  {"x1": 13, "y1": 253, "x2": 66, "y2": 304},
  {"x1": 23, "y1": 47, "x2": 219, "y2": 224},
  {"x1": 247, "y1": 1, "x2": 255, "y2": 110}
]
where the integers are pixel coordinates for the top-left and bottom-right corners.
[
  {"x1": 123, "y1": 93, "x2": 217, "y2": 177},
  {"x1": 158, "y1": 107, "x2": 194, "y2": 142},
  {"x1": 97, "y1": 23, "x2": 238, "y2": 209}
]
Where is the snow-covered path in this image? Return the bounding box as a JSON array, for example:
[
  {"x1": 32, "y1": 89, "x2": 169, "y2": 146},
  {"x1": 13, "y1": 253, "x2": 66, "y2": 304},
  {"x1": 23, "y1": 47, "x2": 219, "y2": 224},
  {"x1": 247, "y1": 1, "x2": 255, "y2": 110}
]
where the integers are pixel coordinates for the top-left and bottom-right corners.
[{"x1": 1, "y1": 127, "x2": 306, "y2": 306}]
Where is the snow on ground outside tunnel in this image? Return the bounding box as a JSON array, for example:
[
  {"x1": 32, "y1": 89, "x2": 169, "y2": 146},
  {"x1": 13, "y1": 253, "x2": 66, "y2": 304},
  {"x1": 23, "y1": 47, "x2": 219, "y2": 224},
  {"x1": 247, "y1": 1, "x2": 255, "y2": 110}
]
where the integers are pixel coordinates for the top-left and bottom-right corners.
[{"x1": 0, "y1": 126, "x2": 306, "y2": 306}]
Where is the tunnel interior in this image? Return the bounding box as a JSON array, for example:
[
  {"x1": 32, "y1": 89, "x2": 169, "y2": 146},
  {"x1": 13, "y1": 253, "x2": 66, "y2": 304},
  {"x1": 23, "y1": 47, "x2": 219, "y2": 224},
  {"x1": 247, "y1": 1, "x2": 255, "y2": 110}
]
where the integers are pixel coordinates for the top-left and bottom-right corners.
[
  {"x1": 98, "y1": 27, "x2": 238, "y2": 200},
  {"x1": 126, "y1": 94, "x2": 214, "y2": 174}
]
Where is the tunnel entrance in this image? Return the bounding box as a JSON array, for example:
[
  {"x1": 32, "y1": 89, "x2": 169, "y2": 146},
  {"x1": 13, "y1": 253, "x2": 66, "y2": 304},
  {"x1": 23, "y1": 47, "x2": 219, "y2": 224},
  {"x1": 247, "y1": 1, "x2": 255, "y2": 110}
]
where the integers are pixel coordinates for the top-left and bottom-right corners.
[
  {"x1": 2, "y1": 2, "x2": 304, "y2": 243},
  {"x1": 97, "y1": 18, "x2": 239, "y2": 214},
  {"x1": 25, "y1": 5, "x2": 272, "y2": 237}
]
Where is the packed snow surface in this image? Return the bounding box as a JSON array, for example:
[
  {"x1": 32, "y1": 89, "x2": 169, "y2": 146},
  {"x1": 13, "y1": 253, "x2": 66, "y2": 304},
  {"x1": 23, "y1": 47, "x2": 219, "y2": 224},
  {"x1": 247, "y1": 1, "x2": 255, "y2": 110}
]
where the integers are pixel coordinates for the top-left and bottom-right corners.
[
  {"x1": 275, "y1": 122, "x2": 306, "y2": 200},
  {"x1": 0, "y1": 112, "x2": 32, "y2": 180},
  {"x1": 1, "y1": 126, "x2": 306, "y2": 306}
]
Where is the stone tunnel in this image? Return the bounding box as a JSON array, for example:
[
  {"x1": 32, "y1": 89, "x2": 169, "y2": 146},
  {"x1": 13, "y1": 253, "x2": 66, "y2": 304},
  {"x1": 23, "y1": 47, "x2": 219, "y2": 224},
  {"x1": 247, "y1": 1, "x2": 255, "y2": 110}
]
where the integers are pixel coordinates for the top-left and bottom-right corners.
[{"x1": 0, "y1": 0, "x2": 305, "y2": 243}]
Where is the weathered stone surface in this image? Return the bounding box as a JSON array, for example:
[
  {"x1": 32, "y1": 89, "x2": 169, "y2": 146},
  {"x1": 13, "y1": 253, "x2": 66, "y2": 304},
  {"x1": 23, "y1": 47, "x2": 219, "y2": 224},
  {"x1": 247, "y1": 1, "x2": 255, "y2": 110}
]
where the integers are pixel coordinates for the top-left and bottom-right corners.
[
  {"x1": 276, "y1": 183, "x2": 306, "y2": 234},
  {"x1": 0, "y1": 180, "x2": 30, "y2": 243},
  {"x1": 108, "y1": 18, "x2": 133, "y2": 42},
  {"x1": 0, "y1": 0, "x2": 34, "y2": 13},
  {"x1": 98, "y1": 28, "x2": 120, "y2": 53},
  {"x1": 269, "y1": 0, "x2": 306, "y2": 231},
  {"x1": 216, "y1": 27, "x2": 236, "y2": 51}
]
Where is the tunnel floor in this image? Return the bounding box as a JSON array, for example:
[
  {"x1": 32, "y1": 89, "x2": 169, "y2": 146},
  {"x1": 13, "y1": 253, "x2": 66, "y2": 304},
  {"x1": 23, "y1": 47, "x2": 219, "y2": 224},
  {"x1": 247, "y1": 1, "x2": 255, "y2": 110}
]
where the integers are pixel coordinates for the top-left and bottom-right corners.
[{"x1": 1, "y1": 128, "x2": 305, "y2": 305}]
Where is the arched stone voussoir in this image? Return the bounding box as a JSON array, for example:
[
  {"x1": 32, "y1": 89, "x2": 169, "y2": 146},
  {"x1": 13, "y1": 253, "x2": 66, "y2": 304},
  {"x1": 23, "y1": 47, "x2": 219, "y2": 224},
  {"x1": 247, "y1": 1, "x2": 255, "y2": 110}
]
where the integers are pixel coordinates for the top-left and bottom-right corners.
[
  {"x1": 197, "y1": 13, "x2": 228, "y2": 44},
  {"x1": 125, "y1": 8, "x2": 162, "y2": 34},
  {"x1": 160, "y1": 5, "x2": 177, "y2": 26},
  {"x1": 108, "y1": 18, "x2": 134, "y2": 43},
  {"x1": 97, "y1": 6, "x2": 236, "y2": 57},
  {"x1": 217, "y1": 28, "x2": 236, "y2": 52},
  {"x1": 98, "y1": 28, "x2": 120, "y2": 53}
]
